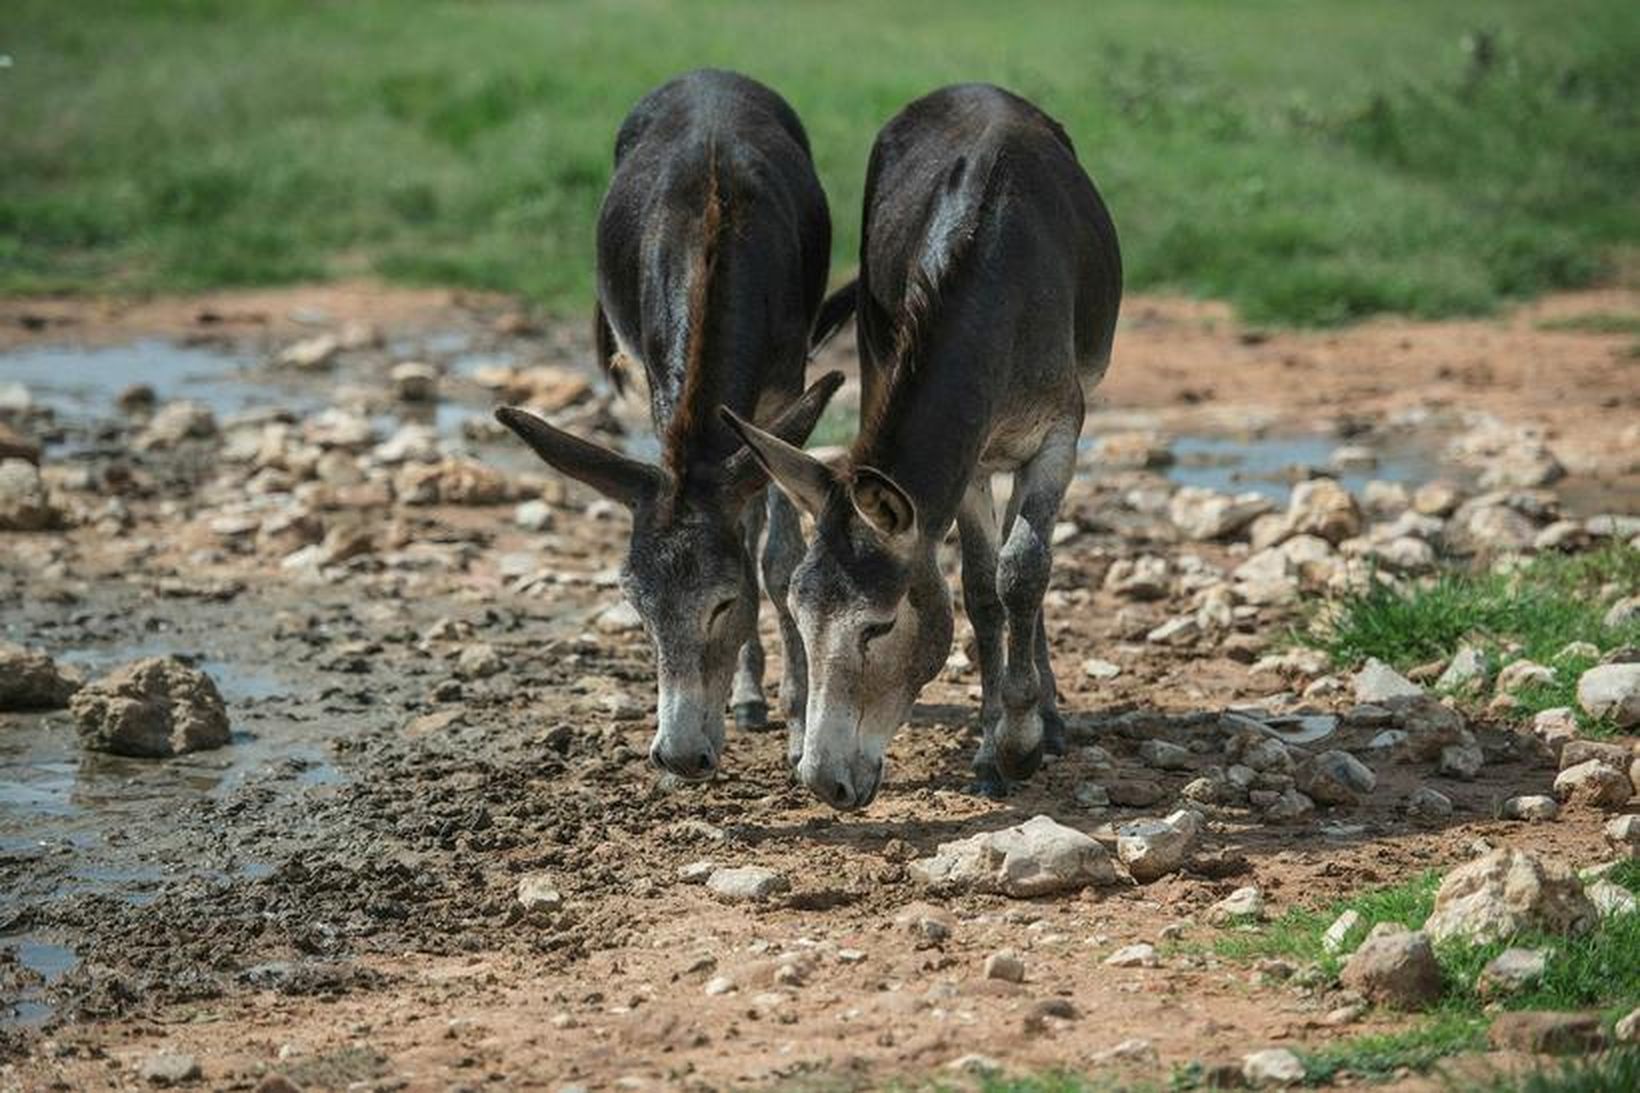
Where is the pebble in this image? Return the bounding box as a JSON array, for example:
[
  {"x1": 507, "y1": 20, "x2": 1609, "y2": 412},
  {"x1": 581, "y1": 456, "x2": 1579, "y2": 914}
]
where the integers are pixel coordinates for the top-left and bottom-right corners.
[
  {"x1": 1241, "y1": 1047, "x2": 1305, "y2": 1087},
  {"x1": 983, "y1": 949, "x2": 1026, "y2": 982},
  {"x1": 514, "y1": 499, "x2": 556, "y2": 531},
  {"x1": 1116, "y1": 810, "x2": 1199, "y2": 883},
  {"x1": 1138, "y1": 739, "x2": 1192, "y2": 770},
  {"x1": 1103, "y1": 942, "x2": 1158, "y2": 968},
  {"x1": 1586, "y1": 878, "x2": 1638, "y2": 918},
  {"x1": 1606, "y1": 814, "x2": 1640, "y2": 858},
  {"x1": 138, "y1": 1051, "x2": 201, "y2": 1087},
  {"x1": 676, "y1": 860, "x2": 717, "y2": 884},
  {"x1": 516, "y1": 874, "x2": 563, "y2": 911},
  {"x1": 1206, "y1": 886, "x2": 1264, "y2": 924},
  {"x1": 1499, "y1": 795, "x2": 1559, "y2": 822},
  {"x1": 1354, "y1": 658, "x2": 1423, "y2": 703},
  {"x1": 1321, "y1": 909, "x2": 1363, "y2": 954},
  {"x1": 1406, "y1": 786, "x2": 1453, "y2": 823},
  {"x1": 1476, "y1": 947, "x2": 1547, "y2": 998},
  {"x1": 706, "y1": 865, "x2": 790, "y2": 903},
  {"x1": 1082, "y1": 657, "x2": 1122, "y2": 680},
  {"x1": 702, "y1": 975, "x2": 735, "y2": 996}
]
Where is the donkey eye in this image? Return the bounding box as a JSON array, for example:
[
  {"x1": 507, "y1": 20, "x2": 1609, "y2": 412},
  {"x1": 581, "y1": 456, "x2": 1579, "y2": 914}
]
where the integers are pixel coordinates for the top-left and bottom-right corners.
[
  {"x1": 861, "y1": 619, "x2": 894, "y2": 648},
  {"x1": 709, "y1": 599, "x2": 737, "y2": 626}
]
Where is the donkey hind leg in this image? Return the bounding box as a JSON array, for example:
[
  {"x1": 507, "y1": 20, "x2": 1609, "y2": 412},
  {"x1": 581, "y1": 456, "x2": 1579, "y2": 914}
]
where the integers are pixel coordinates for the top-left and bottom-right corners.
[
  {"x1": 730, "y1": 491, "x2": 769, "y2": 731},
  {"x1": 993, "y1": 421, "x2": 1077, "y2": 783},
  {"x1": 762, "y1": 488, "x2": 810, "y2": 769},
  {"x1": 957, "y1": 476, "x2": 1009, "y2": 797}
]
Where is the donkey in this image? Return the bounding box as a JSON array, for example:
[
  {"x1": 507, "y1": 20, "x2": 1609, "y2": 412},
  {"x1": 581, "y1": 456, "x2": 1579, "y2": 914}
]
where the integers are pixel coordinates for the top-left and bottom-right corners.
[
  {"x1": 723, "y1": 84, "x2": 1121, "y2": 808},
  {"x1": 495, "y1": 69, "x2": 850, "y2": 782}
]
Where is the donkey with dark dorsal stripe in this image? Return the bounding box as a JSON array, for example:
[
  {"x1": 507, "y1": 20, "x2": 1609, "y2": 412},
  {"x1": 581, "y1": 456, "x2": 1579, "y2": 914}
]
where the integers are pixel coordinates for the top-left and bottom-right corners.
[
  {"x1": 495, "y1": 69, "x2": 850, "y2": 782},
  {"x1": 724, "y1": 84, "x2": 1121, "y2": 808}
]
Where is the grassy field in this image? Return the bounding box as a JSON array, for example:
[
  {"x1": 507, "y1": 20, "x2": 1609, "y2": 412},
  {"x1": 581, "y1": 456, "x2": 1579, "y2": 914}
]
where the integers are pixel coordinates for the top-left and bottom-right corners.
[{"x1": 4, "y1": 0, "x2": 1638, "y2": 323}]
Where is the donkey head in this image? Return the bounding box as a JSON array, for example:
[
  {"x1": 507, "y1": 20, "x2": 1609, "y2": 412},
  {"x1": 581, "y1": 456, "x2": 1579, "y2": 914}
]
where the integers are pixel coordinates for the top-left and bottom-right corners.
[
  {"x1": 721, "y1": 409, "x2": 953, "y2": 810},
  {"x1": 496, "y1": 371, "x2": 842, "y2": 782}
]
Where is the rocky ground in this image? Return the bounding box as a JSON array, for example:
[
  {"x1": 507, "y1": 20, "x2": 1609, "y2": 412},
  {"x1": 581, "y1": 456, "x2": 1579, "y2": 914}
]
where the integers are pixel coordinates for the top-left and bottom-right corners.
[{"x1": 1, "y1": 284, "x2": 1638, "y2": 1091}]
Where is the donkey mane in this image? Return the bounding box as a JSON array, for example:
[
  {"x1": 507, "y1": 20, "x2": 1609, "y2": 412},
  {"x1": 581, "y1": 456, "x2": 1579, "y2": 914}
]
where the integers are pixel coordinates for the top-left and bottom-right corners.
[
  {"x1": 852, "y1": 148, "x2": 999, "y2": 465},
  {"x1": 661, "y1": 147, "x2": 727, "y2": 491}
]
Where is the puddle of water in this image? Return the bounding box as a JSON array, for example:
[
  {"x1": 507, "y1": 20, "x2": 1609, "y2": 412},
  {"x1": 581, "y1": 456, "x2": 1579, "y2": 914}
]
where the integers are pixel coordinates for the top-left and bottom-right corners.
[
  {"x1": 1, "y1": 934, "x2": 79, "y2": 1029},
  {"x1": 0, "y1": 339, "x2": 322, "y2": 423},
  {"x1": 1090, "y1": 432, "x2": 1445, "y2": 502},
  {"x1": 55, "y1": 648, "x2": 286, "y2": 703}
]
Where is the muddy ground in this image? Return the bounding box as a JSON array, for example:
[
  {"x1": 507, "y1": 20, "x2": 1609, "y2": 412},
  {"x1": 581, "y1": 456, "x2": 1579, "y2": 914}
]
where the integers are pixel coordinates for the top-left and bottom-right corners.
[{"x1": 1, "y1": 284, "x2": 1637, "y2": 1090}]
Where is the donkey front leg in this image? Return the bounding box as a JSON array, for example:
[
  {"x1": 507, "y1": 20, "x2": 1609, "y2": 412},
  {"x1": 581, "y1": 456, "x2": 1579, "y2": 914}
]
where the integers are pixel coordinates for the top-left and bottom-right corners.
[
  {"x1": 730, "y1": 492, "x2": 769, "y2": 730},
  {"x1": 993, "y1": 423, "x2": 1078, "y2": 782},
  {"x1": 762, "y1": 488, "x2": 810, "y2": 768},
  {"x1": 958, "y1": 477, "x2": 1009, "y2": 797}
]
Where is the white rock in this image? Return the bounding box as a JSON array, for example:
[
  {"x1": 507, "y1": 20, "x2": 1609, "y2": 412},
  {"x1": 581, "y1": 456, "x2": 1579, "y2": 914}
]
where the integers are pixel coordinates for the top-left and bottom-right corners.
[
  {"x1": 908, "y1": 815, "x2": 1116, "y2": 897},
  {"x1": 1499, "y1": 795, "x2": 1559, "y2": 822},
  {"x1": 706, "y1": 865, "x2": 789, "y2": 903},
  {"x1": 1082, "y1": 657, "x2": 1122, "y2": 681},
  {"x1": 1168, "y1": 487, "x2": 1275, "y2": 541},
  {"x1": 1576, "y1": 664, "x2": 1640, "y2": 729},
  {"x1": 1616, "y1": 1007, "x2": 1640, "y2": 1044},
  {"x1": 1104, "y1": 942, "x2": 1158, "y2": 968},
  {"x1": 1606, "y1": 814, "x2": 1640, "y2": 858},
  {"x1": 703, "y1": 975, "x2": 736, "y2": 996},
  {"x1": 1322, "y1": 909, "x2": 1364, "y2": 954},
  {"x1": 983, "y1": 949, "x2": 1026, "y2": 982},
  {"x1": 1423, "y1": 848, "x2": 1598, "y2": 944},
  {"x1": 1116, "y1": 813, "x2": 1199, "y2": 883},
  {"x1": 1146, "y1": 614, "x2": 1200, "y2": 646},
  {"x1": 1477, "y1": 947, "x2": 1547, "y2": 998},
  {"x1": 1138, "y1": 739, "x2": 1192, "y2": 771},
  {"x1": 276, "y1": 333, "x2": 340, "y2": 370},
  {"x1": 1553, "y1": 759, "x2": 1632, "y2": 809},
  {"x1": 1497, "y1": 659, "x2": 1555, "y2": 695},
  {"x1": 1355, "y1": 658, "x2": 1423, "y2": 704},
  {"x1": 0, "y1": 458, "x2": 57, "y2": 531},
  {"x1": 1242, "y1": 1047, "x2": 1305, "y2": 1087},
  {"x1": 517, "y1": 874, "x2": 563, "y2": 910},
  {"x1": 1439, "y1": 741, "x2": 1485, "y2": 780},
  {"x1": 1436, "y1": 647, "x2": 1489, "y2": 693},
  {"x1": 391, "y1": 361, "x2": 440, "y2": 402},
  {"x1": 1587, "y1": 878, "x2": 1637, "y2": 918},
  {"x1": 1285, "y1": 478, "x2": 1362, "y2": 545},
  {"x1": 514, "y1": 499, "x2": 555, "y2": 532},
  {"x1": 1207, "y1": 886, "x2": 1264, "y2": 924}
]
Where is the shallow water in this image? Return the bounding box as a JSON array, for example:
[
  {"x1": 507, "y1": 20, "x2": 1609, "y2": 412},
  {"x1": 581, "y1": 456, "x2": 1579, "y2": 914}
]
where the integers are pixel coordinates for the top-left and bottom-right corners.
[{"x1": 1164, "y1": 432, "x2": 1446, "y2": 501}]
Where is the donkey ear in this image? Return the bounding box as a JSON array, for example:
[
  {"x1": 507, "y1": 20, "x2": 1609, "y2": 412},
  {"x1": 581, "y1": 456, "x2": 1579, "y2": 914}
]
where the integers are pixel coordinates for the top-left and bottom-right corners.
[
  {"x1": 850, "y1": 466, "x2": 917, "y2": 539},
  {"x1": 722, "y1": 371, "x2": 845, "y2": 507},
  {"x1": 494, "y1": 406, "x2": 664, "y2": 509},
  {"x1": 718, "y1": 405, "x2": 835, "y2": 518}
]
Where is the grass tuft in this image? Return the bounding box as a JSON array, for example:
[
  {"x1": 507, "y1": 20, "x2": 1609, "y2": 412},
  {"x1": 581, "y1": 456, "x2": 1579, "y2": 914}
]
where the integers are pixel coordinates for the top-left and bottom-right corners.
[{"x1": 1302, "y1": 545, "x2": 1640, "y2": 727}]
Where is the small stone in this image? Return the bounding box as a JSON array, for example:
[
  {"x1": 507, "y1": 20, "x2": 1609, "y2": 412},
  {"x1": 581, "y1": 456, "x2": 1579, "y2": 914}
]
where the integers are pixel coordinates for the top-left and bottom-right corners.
[
  {"x1": 138, "y1": 1051, "x2": 201, "y2": 1086},
  {"x1": 909, "y1": 814, "x2": 1116, "y2": 896},
  {"x1": 1241, "y1": 1047, "x2": 1305, "y2": 1088},
  {"x1": 390, "y1": 361, "x2": 440, "y2": 402},
  {"x1": 1532, "y1": 708, "x2": 1581, "y2": 758},
  {"x1": 456, "y1": 643, "x2": 504, "y2": 680},
  {"x1": 1105, "y1": 779, "x2": 1165, "y2": 808},
  {"x1": 1339, "y1": 929, "x2": 1442, "y2": 1009},
  {"x1": 70, "y1": 657, "x2": 230, "y2": 758},
  {"x1": 894, "y1": 903, "x2": 954, "y2": 944},
  {"x1": 1355, "y1": 658, "x2": 1423, "y2": 704},
  {"x1": 1168, "y1": 487, "x2": 1275, "y2": 541},
  {"x1": 1553, "y1": 760, "x2": 1631, "y2": 810},
  {"x1": 677, "y1": 861, "x2": 717, "y2": 884},
  {"x1": 1146, "y1": 614, "x2": 1200, "y2": 646},
  {"x1": 276, "y1": 333, "x2": 339, "y2": 370},
  {"x1": 1406, "y1": 786, "x2": 1453, "y2": 823},
  {"x1": 1207, "y1": 886, "x2": 1264, "y2": 924},
  {"x1": 1497, "y1": 659, "x2": 1555, "y2": 695},
  {"x1": 1322, "y1": 909, "x2": 1364, "y2": 954},
  {"x1": 983, "y1": 949, "x2": 1026, "y2": 982},
  {"x1": 1074, "y1": 782, "x2": 1110, "y2": 809},
  {"x1": 1082, "y1": 657, "x2": 1122, "y2": 681},
  {"x1": 514, "y1": 499, "x2": 555, "y2": 532},
  {"x1": 1138, "y1": 739, "x2": 1193, "y2": 771},
  {"x1": 945, "y1": 1054, "x2": 1003, "y2": 1077},
  {"x1": 1489, "y1": 1012, "x2": 1607, "y2": 1056},
  {"x1": 703, "y1": 975, "x2": 735, "y2": 996},
  {"x1": 1586, "y1": 878, "x2": 1637, "y2": 918},
  {"x1": 706, "y1": 865, "x2": 789, "y2": 903},
  {"x1": 1616, "y1": 1007, "x2": 1640, "y2": 1044},
  {"x1": 1087, "y1": 1038, "x2": 1157, "y2": 1065},
  {"x1": 1606, "y1": 814, "x2": 1640, "y2": 858},
  {"x1": 594, "y1": 600, "x2": 643, "y2": 635},
  {"x1": 1499, "y1": 795, "x2": 1559, "y2": 822},
  {"x1": 1263, "y1": 788, "x2": 1315, "y2": 822},
  {"x1": 516, "y1": 874, "x2": 563, "y2": 911},
  {"x1": 1604, "y1": 596, "x2": 1640, "y2": 630},
  {"x1": 1436, "y1": 646, "x2": 1489, "y2": 694},
  {"x1": 1477, "y1": 948, "x2": 1547, "y2": 998},
  {"x1": 1438, "y1": 741, "x2": 1485, "y2": 780},
  {"x1": 1301, "y1": 750, "x2": 1377, "y2": 806},
  {"x1": 1103, "y1": 555, "x2": 1172, "y2": 600},
  {"x1": 0, "y1": 644, "x2": 80, "y2": 710},
  {"x1": 1104, "y1": 942, "x2": 1158, "y2": 968},
  {"x1": 1576, "y1": 664, "x2": 1640, "y2": 728}
]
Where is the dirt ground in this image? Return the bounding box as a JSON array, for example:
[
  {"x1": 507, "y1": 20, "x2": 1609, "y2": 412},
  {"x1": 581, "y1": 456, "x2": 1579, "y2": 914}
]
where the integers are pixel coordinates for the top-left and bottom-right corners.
[{"x1": 1, "y1": 283, "x2": 1637, "y2": 1091}]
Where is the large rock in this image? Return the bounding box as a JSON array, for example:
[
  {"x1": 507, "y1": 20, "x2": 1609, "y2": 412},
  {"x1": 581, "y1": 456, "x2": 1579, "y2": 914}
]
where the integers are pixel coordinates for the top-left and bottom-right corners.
[
  {"x1": 1576, "y1": 664, "x2": 1640, "y2": 729},
  {"x1": 1423, "y1": 848, "x2": 1598, "y2": 945},
  {"x1": 1339, "y1": 928, "x2": 1443, "y2": 1009},
  {"x1": 1241, "y1": 1048, "x2": 1304, "y2": 1087},
  {"x1": 1284, "y1": 478, "x2": 1362, "y2": 545},
  {"x1": 1116, "y1": 810, "x2": 1200, "y2": 883},
  {"x1": 0, "y1": 644, "x2": 80, "y2": 710},
  {"x1": 1553, "y1": 760, "x2": 1631, "y2": 810},
  {"x1": 69, "y1": 657, "x2": 231, "y2": 758},
  {"x1": 909, "y1": 815, "x2": 1116, "y2": 897},
  {"x1": 1168, "y1": 487, "x2": 1274, "y2": 541},
  {"x1": 1301, "y1": 750, "x2": 1377, "y2": 806},
  {"x1": 0, "y1": 457, "x2": 58, "y2": 531}
]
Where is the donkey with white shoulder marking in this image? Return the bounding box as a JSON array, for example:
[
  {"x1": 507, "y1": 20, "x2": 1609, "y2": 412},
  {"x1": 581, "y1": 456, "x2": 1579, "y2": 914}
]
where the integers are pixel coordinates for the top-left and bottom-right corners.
[
  {"x1": 496, "y1": 70, "x2": 850, "y2": 781},
  {"x1": 725, "y1": 84, "x2": 1120, "y2": 807}
]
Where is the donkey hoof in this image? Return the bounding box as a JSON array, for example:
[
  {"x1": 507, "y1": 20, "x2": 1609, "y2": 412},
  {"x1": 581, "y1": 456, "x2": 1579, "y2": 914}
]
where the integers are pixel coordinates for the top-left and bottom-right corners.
[
  {"x1": 1043, "y1": 710, "x2": 1067, "y2": 757},
  {"x1": 732, "y1": 700, "x2": 770, "y2": 732},
  {"x1": 996, "y1": 741, "x2": 1044, "y2": 783},
  {"x1": 969, "y1": 762, "x2": 1010, "y2": 799}
]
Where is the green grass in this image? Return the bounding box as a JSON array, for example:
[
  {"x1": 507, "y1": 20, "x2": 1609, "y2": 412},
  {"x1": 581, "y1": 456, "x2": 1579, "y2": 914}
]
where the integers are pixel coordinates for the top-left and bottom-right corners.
[
  {"x1": 1302, "y1": 544, "x2": 1640, "y2": 727},
  {"x1": 1535, "y1": 314, "x2": 1640, "y2": 335},
  {"x1": 1205, "y1": 867, "x2": 1640, "y2": 1084},
  {"x1": 1468, "y1": 1049, "x2": 1640, "y2": 1093},
  {"x1": 4, "y1": 1, "x2": 1639, "y2": 323}
]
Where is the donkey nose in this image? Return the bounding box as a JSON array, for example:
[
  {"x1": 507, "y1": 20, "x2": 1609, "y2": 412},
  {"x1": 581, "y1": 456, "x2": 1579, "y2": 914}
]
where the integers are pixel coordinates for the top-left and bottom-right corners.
[
  {"x1": 650, "y1": 743, "x2": 716, "y2": 781},
  {"x1": 806, "y1": 769, "x2": 858, "y2": 810}
]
